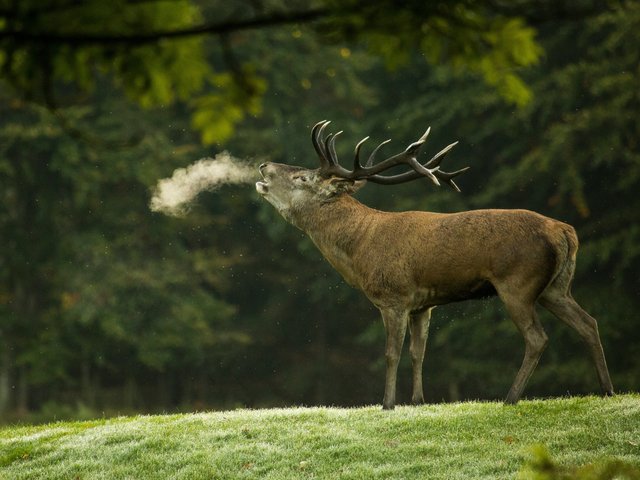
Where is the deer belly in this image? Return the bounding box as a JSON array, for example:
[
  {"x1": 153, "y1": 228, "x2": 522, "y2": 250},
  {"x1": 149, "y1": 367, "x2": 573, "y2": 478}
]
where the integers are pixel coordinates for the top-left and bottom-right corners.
[{"x1": 413, "y1": 279, "x2": 497, "y2": 307}]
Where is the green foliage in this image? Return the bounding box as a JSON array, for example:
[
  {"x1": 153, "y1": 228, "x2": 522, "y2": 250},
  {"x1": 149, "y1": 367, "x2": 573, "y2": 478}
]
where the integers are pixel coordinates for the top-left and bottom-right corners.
[
  {"x1": 192, "y1": 69, "x2": 267, "y2": 145},
  {"x1": 519, "y1": 445, "x2": 640, "y2": 480},
  {"x1": 322, "y1": 1, "x2": 542, "y2": 106},
  {"x1": 0, "y1": 0, "x2": 259, "y2": 144},
  {"x1": 0, "y1": 0, "x2": 547, "y2": 147},
  {"x1": 0, "y1": 87, "x2": 250, "y2": 413},
  {"x1": 1, "y1": 0, "x2": 639, "y2": 418},
  {"x1": 2, "y1": 1, "x2": 210, "y2": 104}
]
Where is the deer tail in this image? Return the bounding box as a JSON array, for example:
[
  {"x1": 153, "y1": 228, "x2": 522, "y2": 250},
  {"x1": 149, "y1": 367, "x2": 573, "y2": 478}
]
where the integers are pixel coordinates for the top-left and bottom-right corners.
[{"x1": 546, "y1": 223, "x2": 579, "y2": 296}]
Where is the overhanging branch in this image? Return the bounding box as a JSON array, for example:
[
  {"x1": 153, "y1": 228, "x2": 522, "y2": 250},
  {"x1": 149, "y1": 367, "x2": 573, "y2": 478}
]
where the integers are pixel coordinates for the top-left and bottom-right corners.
[
  {"x1": 0, "y1": 7, "x2": 329, "y2": 46},
  {"x1": 0, "y1": 1, "x2": 615, "y2": 48}
]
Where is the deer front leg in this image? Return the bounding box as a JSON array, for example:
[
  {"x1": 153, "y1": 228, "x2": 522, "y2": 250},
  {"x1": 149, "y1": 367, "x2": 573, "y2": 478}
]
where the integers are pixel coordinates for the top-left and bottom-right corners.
[
  {"x1": 409, "y1": 308, "x2": 432, "y2": 405},
  {"x1": 380, "y1": 308, "x2": 408, "y2": 410}
]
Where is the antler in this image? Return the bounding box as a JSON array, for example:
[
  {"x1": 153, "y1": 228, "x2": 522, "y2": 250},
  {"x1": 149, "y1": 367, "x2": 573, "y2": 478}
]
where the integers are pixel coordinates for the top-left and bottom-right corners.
[{"x1": 311, "y1": 120, "x2": 469, "y2": 192}]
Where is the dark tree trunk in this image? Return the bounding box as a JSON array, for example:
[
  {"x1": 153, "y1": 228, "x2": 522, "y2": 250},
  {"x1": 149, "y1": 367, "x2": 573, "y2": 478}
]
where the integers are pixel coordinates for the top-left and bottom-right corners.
[
  {"x1": 313, "y1": 313, "x2": 328, "y2": 405},
  {"x1": 16, "y1": 366, "x2": 29, "y2": 414},
  {"x1": 0, "y1": 348, "x2": 11, "y2": 415}
]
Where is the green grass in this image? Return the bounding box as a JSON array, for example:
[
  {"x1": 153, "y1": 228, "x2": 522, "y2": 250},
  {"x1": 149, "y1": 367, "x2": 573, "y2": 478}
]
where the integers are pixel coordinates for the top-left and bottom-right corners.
[{"x1": 1, "y1": 395, "x2": 639, "y2": 479}]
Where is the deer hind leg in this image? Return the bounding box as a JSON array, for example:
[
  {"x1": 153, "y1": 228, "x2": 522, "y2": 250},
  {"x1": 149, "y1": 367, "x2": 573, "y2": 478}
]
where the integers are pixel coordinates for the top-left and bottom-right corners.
[
  {"x1": 500, "y1": 292, "x2": 548, "y2": 405},
  {"x1": 408, "y1": 308, "x2": 432, "y2": 405},
  {"x1": 380, "y1": 308, "x2": 409, "y2": 410},
  {"x1": 539, "y1": 289, "x2": 614, "y2": 396}
]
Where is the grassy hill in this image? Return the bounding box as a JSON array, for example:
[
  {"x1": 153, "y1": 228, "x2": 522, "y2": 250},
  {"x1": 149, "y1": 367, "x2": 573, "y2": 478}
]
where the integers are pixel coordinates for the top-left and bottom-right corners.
[{"x1": 1, "y1": 395, "x2": 639, "y2": 479}]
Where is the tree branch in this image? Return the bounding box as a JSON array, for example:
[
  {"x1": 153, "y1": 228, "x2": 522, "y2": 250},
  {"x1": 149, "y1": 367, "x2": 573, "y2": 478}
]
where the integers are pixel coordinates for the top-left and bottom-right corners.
[
  {"x1": 0, "y1": 7, "x2": 329, "y2": 46},
  {"x1": 486, "y1": 0, "x2": 617, "y2": 25}
]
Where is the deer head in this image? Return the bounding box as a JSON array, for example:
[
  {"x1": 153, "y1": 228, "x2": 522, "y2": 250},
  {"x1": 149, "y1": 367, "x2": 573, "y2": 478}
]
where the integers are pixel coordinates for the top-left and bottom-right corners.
[{"x1": 256, "y1": 120, "x2": 469, "y2": 224}]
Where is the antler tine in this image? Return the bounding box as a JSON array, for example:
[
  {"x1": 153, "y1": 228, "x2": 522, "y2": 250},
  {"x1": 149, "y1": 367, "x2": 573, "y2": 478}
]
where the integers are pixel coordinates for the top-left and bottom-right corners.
[
  {"x1": 354, "y1": 136, "x2": 369, "y2": 170},
  {"x1": 405, "y1": 127, "x2": 430, "y2": 155},
  {"x1": 324, "y1": 132, "x2": 334, "y2": 151},
  {"x1": 434, "y1": 167, "x2": 470, "y2": 192},
  {"x1": 365, "y1": 139, "x2": 392, "y2": 167},
  {"x1": 312, "y1": 120, "x2": 332, "y2": 167},
  {"x1": 416, "y1": 126, "x2": 431, "y2": 145},
  {"x1": 424, "y1": 141, "x2": 458, "y2": 169},
  {"x1": 311, "y1": 120, "x2": 327, "y2": 155},
  {"x1": 367, "y1": 166, "x2": 469, "y2": 191},
  {"x1": 326, "y1": 131, "x2": 343, "y2": 166},
  {"x1": 407, "y1": 157, "x2": 440, "y2": 186},
  {"x1": 360, "y1": 130, "x2": 430, "y2": 178}
]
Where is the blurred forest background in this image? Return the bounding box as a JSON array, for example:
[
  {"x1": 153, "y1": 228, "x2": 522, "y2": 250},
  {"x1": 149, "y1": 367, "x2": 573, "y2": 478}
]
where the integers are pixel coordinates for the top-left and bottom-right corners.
[{"x1": 0, "y1": 0, "x2": 638, "y2": 422}]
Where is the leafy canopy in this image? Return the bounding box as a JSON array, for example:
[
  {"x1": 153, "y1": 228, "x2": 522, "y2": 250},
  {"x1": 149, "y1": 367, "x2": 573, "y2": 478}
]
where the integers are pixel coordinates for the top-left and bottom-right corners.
[{"x1": 0, "y1": 0, "x2": 543, "y2": 144}]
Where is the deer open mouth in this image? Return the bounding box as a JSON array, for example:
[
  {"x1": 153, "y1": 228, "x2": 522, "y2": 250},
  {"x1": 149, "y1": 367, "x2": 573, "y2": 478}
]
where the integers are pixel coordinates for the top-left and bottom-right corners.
[{"x1": 256, "y1": 180, "x2": 268, "y2": 194}]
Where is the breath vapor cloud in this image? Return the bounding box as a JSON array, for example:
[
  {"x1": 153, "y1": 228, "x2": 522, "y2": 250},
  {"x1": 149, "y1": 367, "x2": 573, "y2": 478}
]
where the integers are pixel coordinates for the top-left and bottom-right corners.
[{"x1": 150, "y1": 152, "x2": 257, "y2": 216}]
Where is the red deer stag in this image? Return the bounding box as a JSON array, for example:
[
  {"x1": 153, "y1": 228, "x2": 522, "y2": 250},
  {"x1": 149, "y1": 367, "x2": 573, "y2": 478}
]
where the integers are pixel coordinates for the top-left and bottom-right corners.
[{"x1": 255, "y1": 120, "x2": 614, "y2": 409}]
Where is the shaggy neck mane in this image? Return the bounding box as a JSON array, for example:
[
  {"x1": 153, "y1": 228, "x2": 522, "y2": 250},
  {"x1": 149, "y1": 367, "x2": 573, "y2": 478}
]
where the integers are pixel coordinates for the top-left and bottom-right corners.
[{"x1": 291, "y1": 195, "x2": 383, "y2": 286}]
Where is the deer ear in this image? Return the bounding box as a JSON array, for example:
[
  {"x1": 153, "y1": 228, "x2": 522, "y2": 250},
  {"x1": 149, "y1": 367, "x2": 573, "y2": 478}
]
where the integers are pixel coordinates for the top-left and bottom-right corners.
[{"x1": 328, "y1": 177, "x2": 366, "y2": 194}]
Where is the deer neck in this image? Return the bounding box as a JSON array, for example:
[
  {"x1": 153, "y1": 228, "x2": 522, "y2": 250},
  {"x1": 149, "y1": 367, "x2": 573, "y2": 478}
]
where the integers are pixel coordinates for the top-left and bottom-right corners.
[{"x1": 292, "y1": 195, "x2": 378, "y2": 286}]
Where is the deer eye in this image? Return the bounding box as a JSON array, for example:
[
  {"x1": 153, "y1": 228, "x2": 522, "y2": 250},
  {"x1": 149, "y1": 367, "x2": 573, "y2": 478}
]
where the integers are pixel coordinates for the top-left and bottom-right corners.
[{"x1": 295, "y1": 175, "x2": 308, "y2": 182}]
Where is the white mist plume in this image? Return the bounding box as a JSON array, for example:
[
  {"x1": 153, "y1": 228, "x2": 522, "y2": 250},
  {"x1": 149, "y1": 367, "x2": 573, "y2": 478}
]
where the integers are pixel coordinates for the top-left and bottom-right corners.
[{"x1": 150, "y1": 152, "x2": 257, "y2": 216}]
